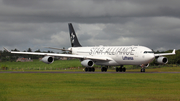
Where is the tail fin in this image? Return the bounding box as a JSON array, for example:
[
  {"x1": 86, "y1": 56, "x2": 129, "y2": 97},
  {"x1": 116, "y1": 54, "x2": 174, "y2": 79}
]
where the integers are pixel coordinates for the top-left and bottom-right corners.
[{"x1": 68, "y1": 23, "x2": 82, "y2": 47}]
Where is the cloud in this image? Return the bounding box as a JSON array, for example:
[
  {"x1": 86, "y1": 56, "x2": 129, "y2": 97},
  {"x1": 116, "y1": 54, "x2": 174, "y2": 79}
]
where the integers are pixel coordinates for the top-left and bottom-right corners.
[
  {"x1": 0, "y1": 0, "x2": 180, "y2": 51},
  {"x1": 1, "y1": 0, "x2": 180, "y2": 23}
]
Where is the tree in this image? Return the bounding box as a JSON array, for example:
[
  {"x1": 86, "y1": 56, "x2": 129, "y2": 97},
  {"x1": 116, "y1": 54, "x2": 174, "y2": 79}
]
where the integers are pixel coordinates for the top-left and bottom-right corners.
[
  {"x1": 12, "y1": 49, "x2": 19, "y2": 51},
  {"x1": 35, "y1": 49, "x2": 41, "y2": 52},
  {"x1": 27, "y1": 48, "x2": 32, "y2": 52}
]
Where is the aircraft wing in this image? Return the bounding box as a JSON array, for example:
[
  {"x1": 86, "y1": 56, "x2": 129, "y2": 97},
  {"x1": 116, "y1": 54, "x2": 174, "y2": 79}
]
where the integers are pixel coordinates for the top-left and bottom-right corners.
[
  {"x1": 46, "y1": 47, "x2": 72, "y2": 51},
  {"x1": 4, "y1": 47, "x2": 112, "y2": 61},
  {"x1": 154, "y1": 49, "x2": 176, "y2": 57}
]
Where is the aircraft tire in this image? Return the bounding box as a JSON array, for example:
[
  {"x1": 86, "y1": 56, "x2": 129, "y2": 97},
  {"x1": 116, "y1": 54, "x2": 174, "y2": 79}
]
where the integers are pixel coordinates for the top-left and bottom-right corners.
[
  {"x1": 101, "y1": 67, "x2": 103, "y2": 72},
  {"x1": 119, "y1": 67, "x2": 122, "y2": 72},
  {"x1": 116, "y1": 68, "x2": 119, "y2": 72},
  {"x1": 92, "y1": 67, "x2": 95, "y2": 72},
  {"x1": 85, "y1": 67, "x2": 88, "y2": 72},
  {"x1": 105, "y1": 68, "x2": 107, "y2": 72},
  {"x1": 101, "y1": 67, "x2": 107, "y2": 72},
  {"x1": 89, "y1": 68, "x2": 92, "y2": 72},
  {"x1": 122, "y1": 67, "x2": 126, "y2": 72},
  {"x1": 141, "y1": 68, "x2": 145, "y2": 72}
]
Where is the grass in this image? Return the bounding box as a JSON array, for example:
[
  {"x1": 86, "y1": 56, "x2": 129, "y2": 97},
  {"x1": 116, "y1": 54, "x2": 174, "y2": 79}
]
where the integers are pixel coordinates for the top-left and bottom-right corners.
[
  {"x1": 1, "y1": 60, "x2": 180, "y2": 100},
  {"x1": 1, "y1": 59, "x2": 180, "y2": 72},
  {"x1": 0, "y1": 73, "x2": 180, "y2": 101},
  {"x1": 0, "y1": 59, "x2": 83, "y2": 70}
]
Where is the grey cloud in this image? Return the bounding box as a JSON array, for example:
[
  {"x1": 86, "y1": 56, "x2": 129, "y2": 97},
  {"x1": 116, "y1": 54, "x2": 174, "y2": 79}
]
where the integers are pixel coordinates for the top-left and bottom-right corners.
[
  {"x1": 1, "y1": 0, "x2": 180, "y2": 23},
  {"x1": 0, "y1": 0, "x2": 180, "y2": 51},
  {"x1": 3, "y1": 0, "x2": 39, "y2": 7}
]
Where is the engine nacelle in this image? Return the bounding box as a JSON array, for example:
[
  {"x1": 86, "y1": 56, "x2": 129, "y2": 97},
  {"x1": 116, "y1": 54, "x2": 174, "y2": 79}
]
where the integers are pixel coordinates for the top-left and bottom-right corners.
[
  {"x1": 81, "y1": 60, "x2": 94, "y2": 68},
  {"x1": 41, "y1": 56, "x2": 54, "y2": 64},
  {"x1": 156, "y1": 56, "x2": 168, "y2": 64}
]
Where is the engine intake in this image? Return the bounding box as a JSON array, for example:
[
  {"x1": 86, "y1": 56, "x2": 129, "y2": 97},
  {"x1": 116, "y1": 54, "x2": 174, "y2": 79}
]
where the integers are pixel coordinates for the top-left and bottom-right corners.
[
  {"x1": 81, "y1": 60, "x2": 94, "y2": 67},
  {"x1": 156, "y1": 56, "x2": 168, "y2": 64},
  {"x1": 41, "y1": 56, "x2": 54, "y2": 64}
]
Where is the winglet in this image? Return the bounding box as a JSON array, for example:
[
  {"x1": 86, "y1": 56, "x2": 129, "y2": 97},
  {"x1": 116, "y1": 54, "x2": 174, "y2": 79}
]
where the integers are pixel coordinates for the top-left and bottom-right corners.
[
  {"x1": 172, "y1": 49, "x2": 176, "y2": 54},
  {"x1": 3, "y1": 47, "x2": 11, "y2": 52}
]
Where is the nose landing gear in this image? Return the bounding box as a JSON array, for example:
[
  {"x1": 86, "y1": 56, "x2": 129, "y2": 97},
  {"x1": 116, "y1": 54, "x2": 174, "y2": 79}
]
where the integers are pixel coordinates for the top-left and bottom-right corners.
[
  {"x1": 141, "y1": 68, "x2": 145, "y2": 72},
  {"x1": 140, "y1": 64, "x2": 146, "y2": 72}
]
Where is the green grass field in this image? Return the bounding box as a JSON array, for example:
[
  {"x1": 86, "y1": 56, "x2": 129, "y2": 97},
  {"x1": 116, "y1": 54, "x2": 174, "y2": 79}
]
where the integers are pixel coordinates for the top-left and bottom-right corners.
[
  {"x1": 1, "y1": 59, "x2": 180, "y2": 72},
  {"x1": 0, "y1": 73, "x2": 180, "y2": 101},
  {"x1": 1, "y1": 60, "x2": 180, "y2": 101},
  {"x1": 0, "y1": 59, "x2": 83, "y2": 70}
]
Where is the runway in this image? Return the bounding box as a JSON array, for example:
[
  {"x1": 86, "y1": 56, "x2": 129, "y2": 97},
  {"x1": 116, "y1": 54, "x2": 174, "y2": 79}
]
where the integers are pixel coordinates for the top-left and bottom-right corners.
[{"x1": 1, "y1": 71, "x2": 180, "y2": 74}]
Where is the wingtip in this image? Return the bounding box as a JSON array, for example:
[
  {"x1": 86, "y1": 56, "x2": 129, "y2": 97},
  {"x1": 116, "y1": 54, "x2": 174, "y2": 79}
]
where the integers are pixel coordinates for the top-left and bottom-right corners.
[
  {"x1": 173, "y1": 49, "x2": 176, "y2": 54},
  {"x1": 3, "y1": 47, "x2": 11, "y2": 52}
]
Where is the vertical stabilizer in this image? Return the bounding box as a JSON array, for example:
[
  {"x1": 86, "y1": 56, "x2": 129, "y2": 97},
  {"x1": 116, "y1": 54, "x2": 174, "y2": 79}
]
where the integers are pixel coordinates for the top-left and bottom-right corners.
[{"x1": 68, "y1": 23, "x2": 82, "y2": 47}]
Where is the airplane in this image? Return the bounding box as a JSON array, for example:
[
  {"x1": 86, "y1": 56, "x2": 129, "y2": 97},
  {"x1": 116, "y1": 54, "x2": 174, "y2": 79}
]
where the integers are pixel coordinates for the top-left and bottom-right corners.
[{"x1": 4, "y1": 23, "x2": 176, "y2": 72}]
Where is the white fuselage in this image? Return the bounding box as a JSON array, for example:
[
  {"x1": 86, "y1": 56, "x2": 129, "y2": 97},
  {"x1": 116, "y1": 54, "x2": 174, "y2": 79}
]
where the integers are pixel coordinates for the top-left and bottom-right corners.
[{"x1": 71, "y1": 45, "x2": 155, "y2": 66}]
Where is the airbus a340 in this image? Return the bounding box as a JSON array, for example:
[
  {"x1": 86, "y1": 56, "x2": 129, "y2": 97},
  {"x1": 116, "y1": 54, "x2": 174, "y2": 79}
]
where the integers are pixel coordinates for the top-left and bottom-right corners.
[{"x1": 4, "y1": 23, "x2": 176, "y2": 72}]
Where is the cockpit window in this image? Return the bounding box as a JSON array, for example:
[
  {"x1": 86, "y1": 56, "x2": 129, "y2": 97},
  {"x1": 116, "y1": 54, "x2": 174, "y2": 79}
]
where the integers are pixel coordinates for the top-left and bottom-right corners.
[{"x1": 144, "y1": 51, "x2": 154, "y2": 53}]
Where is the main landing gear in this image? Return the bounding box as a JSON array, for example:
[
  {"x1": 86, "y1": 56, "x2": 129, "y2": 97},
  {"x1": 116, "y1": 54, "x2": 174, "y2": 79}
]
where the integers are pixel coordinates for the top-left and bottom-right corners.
[
  {"x1": 101, "y1": 67, "x2": 108, "y2": 72},
  {"x1": 85, "y1": 67, "x2": 95, "y2": 72},
  {"x1": 116, "y1": 65, "x2": 126, "y2": 72}
]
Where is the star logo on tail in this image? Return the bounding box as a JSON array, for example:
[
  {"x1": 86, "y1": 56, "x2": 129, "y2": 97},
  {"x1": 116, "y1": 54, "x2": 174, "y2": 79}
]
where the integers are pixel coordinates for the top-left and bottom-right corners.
[{"x1": 71, "y1": 33, "x2": 75, "y2": 43}]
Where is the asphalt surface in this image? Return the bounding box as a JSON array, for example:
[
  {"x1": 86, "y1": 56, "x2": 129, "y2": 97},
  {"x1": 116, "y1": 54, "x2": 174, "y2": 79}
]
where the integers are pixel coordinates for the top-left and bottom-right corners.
[{"x1": 1, "y1": 71, "x2": 180, "y2": 74}]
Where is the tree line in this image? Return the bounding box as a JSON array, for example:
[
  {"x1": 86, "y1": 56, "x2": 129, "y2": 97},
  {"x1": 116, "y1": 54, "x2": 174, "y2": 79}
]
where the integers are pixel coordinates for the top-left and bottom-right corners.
[
  {"x1": 0, "y1": 48, "x2": 180, "y2": 65},
  {"x1": 0, "y1": 48, "x2": 56, "y2": 62}
]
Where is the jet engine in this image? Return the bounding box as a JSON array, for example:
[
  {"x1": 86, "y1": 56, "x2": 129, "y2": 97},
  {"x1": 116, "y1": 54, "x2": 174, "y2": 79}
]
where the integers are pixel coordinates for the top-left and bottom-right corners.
[
  {"x1": 156, "y1": 56, "x2": 168, "y2": 64},
  {"x1": 41, "y1": 56, "x2": 54, "y2": 64},
  {"x1": 81, "y1": 60, "x2": 94, "y2": 67}
]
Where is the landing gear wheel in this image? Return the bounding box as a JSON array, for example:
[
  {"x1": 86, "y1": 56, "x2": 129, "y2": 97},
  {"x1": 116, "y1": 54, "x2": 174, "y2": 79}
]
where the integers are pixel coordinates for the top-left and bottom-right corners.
[
  {"x1": 141, "y1": 68, "x2": 145, "y2": 72},
  {"x1": 116, "y1": 68, "x2": 119, "y2": 72},
  {"x1": 89, "y1": 68, "x2": 92, "y2": 72},
  {"x1": 122, "y1": 67, "x2": 126, "y2": 72},
  {"x1": 116, "y1": 66, "x2": 126, "y2": 72},
  {"x1": 92, "y1": 67, "x2": 95, "y2": 72},
  {"x1": 85, "y1": 67, "x2": 95, "y2": 72},
  {"x1": 101, "y1": 67, "x2": 104, "y2": 72},
  {"x1": 101, "y1": 67, "x2": 107, "y2": 72},
  {"x1": 85, "y1": 67, "x2": 88, "y2": 72},
  {"x1": 119, "y1": 67, "x2": 122, "y2": 72},
  {"x1": 105, "y1": 68, "x2": 107, "y2": 72}
]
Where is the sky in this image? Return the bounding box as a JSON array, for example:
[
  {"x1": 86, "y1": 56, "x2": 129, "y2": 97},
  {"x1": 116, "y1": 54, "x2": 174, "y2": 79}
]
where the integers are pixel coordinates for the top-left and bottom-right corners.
[{"x1": 0, "y1": 0, "x2": 180, "y2": 52}]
